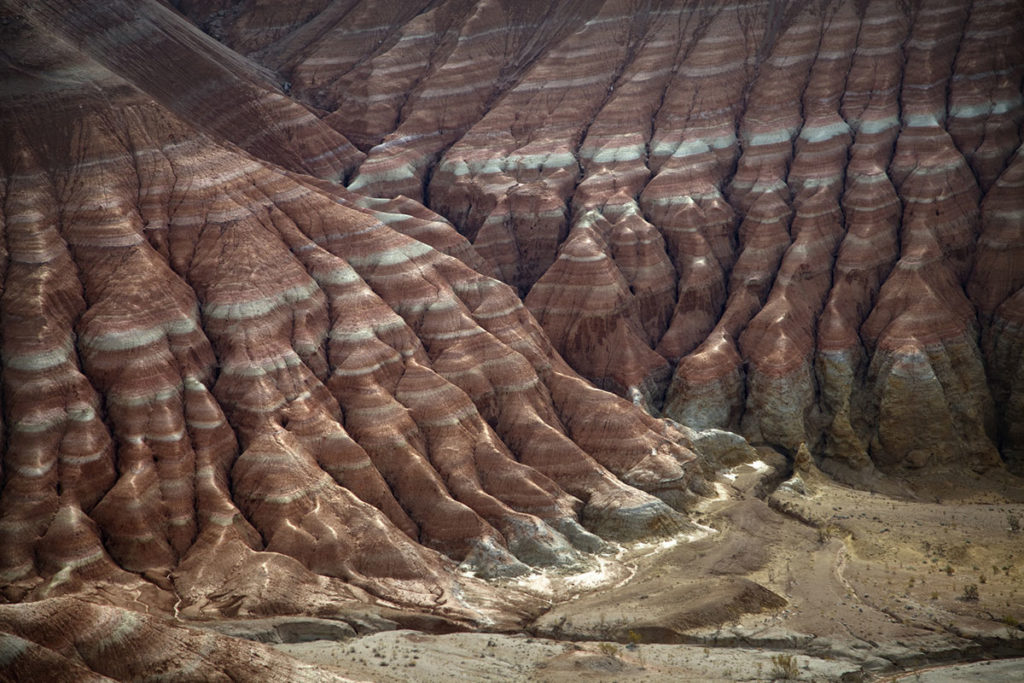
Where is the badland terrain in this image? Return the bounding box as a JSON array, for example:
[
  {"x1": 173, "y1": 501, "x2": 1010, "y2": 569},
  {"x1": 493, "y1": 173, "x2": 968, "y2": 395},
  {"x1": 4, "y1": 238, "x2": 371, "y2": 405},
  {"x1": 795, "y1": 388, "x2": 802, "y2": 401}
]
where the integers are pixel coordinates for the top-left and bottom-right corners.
[{"x1": 0, "y1": 0, "x2": 1022, "y2": 680}]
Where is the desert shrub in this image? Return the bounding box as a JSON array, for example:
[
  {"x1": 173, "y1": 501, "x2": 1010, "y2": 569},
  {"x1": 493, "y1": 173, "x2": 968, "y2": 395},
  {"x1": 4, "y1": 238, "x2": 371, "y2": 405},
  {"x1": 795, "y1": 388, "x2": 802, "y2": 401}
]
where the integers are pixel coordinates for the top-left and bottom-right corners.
[
  {"x1": 961, "y1": 584, "x2": 979, "y2": 601},
  {"x1": 770, "y1": 653, "x2": 799, "y2": 679},
  {"x1": 597, "y1": 642, "x2": 620, "y2": 657},
  {"x1": 1008, "y1": 513, "x2": 1021, "y2": 533},
  {"x1": 626, "y1": 629, "x2": 645, "y2": 666}
]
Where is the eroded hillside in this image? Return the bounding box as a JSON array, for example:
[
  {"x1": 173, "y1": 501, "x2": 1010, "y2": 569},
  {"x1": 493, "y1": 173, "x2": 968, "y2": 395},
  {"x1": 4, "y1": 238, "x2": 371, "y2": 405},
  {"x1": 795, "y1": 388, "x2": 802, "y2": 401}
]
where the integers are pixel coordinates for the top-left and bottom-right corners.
[
  {"x1": 0, "y1": 0, "x2": 1022, "y2": 680},
  {"x1": 177, "y1": 0, "x2": 1024, "y2": 475}
]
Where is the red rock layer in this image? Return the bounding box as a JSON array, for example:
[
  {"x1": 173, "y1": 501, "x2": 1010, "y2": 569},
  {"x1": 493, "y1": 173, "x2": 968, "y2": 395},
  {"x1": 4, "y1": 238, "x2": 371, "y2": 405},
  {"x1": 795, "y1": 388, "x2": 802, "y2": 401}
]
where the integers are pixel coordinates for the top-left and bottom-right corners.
[
  {"x1": 341, "y1": 0, "x2": 605, "y2": 200},
  {"x1": 0, "y1": 0, "x2": 706, "y2": 635},
  {"x1": 525, "y1": 213, "x2": 672, "y2": 409},
  {"x1": 2, "y1": 5, "x2": 1022, "y2": 666},
  {"x1": 0, "y1": 597, "x2": 354, "y2": 682},
  {"x1": 946, "y1": 0, "x2": 1024, "y2": 191},
  {"x1": 640, "y1": 4, "x2": 748, "y2": 366},
  {"x1": 430, "y1": 0, "x2": 661, "y2": 293},
  {"x1": 858, "y1": 0, "x2": 1000, "y2": 472},
  {"x1": 13, "y1": 0, "x2": 364, "y2": 181},
  {"x1": 738, "y1": 2, "x2": 859, "y2": 453},
  {"x1": 663, "y1": 2, "x2": 822, "y2": 433},
  {"x1": 524, "y1": 7, "x2": 715, "y2": 408},
  {"x1": 815, "y1": 1, "x2": 909, "y2": 476},
  {"x1": 970, "y1": 145, "x2": 1024, "y2": 471},
  {"x1": 207, "y1": 0, "x2": 1024, "y2": 476}
]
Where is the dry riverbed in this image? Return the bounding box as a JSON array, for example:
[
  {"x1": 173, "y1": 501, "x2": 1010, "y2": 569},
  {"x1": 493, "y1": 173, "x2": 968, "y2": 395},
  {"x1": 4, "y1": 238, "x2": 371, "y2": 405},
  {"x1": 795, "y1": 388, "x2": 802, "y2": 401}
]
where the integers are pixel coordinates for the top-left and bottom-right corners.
[{"x1": 210, "y1": 452, "x2": 1024, "y2": 681}]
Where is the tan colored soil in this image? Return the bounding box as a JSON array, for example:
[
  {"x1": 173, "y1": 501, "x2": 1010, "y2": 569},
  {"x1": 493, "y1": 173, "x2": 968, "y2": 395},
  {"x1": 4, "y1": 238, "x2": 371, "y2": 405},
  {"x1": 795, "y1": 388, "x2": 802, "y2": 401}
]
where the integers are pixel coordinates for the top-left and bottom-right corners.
[{"x1": 259, "y1": 455, "x2": 1024, "y2": 681}]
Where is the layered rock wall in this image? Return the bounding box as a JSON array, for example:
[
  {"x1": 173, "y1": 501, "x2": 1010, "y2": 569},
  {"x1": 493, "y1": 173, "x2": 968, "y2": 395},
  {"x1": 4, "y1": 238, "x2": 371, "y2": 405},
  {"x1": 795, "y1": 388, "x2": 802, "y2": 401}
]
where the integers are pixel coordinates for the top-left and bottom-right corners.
[
  {"x1": 182, "y1": 0, "x2": 1024, "y2": 475},
  {"x1": 1, "y1": 3, "x2": 1022, "y2": 670},
  {"x1": 0, "y1": 0, "x2": 707, "y2": 630}
]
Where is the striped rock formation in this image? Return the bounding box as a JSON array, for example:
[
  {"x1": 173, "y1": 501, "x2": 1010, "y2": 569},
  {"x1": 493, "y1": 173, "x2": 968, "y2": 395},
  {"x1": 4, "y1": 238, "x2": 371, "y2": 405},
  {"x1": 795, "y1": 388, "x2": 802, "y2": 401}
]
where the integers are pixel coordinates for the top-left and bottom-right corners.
[
  {"x1": 176, "y1": 0, "x2": 1024, "y2": 477},
  {"x1": 2, "y1": 0, "x2": 1023, "y2": 677},
  {"x1": 18, "y1": 0, "x2": 364, "y2": 181},
  {"x1": 0, "y1": 598, "x2": 354, "y2": 682},
  {"x1": 0, "y1": 1, "x2": 707, "y2": 664}
]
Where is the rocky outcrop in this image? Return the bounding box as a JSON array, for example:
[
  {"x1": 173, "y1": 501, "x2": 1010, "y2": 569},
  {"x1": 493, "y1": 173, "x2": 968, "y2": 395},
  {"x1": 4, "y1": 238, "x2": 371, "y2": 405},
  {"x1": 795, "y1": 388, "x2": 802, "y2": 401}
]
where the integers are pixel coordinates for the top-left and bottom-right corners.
[
  {"x1": 0, "y1": 0, "x2": 706, "y2": 641},
  {"x1": 1, "y1": 0, "x2": 1022, "y2": 674},
  {"x1": 0, "y1": 598, "x2": 355, "y2": 682},
  {"x1": 971, "y1": 144, "x2": 1024, "y2": 472},
  {"x1": 174, "y1": 0, "x2": 1024, "y2": 477},
  {"x1": 14, "y1": 0, "x2": 364, "y2": 181}
]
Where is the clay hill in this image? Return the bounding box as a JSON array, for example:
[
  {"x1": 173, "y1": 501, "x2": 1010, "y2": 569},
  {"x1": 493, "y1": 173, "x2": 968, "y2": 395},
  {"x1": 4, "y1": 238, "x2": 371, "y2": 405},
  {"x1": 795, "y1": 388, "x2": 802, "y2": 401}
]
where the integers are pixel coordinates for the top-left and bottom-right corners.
[{"x1": 0, "y1": 0, "x2": 1022, "y2": 680}]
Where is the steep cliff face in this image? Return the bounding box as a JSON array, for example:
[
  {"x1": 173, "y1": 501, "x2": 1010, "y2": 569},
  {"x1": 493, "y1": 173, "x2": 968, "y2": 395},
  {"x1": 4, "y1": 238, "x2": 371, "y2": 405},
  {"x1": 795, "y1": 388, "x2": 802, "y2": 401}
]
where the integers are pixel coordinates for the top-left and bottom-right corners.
[
  {"x1": 173, "y1": 0, "x2": 1023, "y2": 476},
  {"x1": 1, "y1": 0, "x2": 1022, "y2": 676}
]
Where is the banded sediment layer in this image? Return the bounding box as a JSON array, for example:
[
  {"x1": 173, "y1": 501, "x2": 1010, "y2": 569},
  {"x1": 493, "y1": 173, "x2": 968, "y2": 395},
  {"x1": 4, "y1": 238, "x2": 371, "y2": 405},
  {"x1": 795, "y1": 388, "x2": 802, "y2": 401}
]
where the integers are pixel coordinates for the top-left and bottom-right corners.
[
  {"x1": 0, "y1": 0, "x2": 706, "y2": 631},
  {"x1": 1, "y1": 0, "x2": 1022, "y2": 679},
  {"x1": 177, "y1": 0, "x2": 1024, "y2": 475}
]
